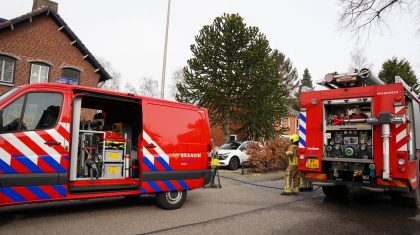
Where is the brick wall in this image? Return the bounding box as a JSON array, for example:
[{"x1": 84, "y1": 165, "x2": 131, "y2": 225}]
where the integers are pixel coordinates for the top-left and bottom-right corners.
[
  {"x1": 281, "y1": 115, "x2": 299, "y2": 136},
  {"x1": 211, "y1": 114, "x2": 299, "y2": 146},
  {"x1": 0, "y1": 14, "x2": 100, "y2": 94}
]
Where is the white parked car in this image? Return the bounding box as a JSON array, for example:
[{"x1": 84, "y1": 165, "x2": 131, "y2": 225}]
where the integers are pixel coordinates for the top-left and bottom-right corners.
[{"x1": 217, "y1": 141, "x2": 252, "y2": 170}]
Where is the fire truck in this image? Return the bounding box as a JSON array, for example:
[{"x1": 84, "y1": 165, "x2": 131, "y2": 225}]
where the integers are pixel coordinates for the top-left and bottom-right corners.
[
  {"x1": 298, "y1": 69, "x2": 420, "y2": 208},
  {"x1": 0, "y1": 83, "x2": 212, "y2": 210}
]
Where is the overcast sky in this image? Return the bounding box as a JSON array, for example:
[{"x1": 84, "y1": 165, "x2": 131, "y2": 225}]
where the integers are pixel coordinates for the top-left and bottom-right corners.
[{"x1": 2, "y1": 0, "x2": 419, "y2": 98}]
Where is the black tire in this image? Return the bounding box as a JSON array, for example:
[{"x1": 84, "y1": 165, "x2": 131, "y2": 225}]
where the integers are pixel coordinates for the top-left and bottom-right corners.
[
  {"x1": 390, "y1": 192, "x2": 403, "y2": 206},
  {"x1": 228, "y1": 157, "x2": 240, "y2": 170},
  {"x1": 322, "y1": 186, "x2": 349, "y2": 199},
  {"x1": 155, "y1": 190, "x2": 187, "y2": 210},
  {"x1": 407, "y1": 170, "x2": 420, "y2": 209}
]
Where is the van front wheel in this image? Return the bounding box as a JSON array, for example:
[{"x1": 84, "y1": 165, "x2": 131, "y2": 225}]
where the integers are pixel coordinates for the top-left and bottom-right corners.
[{"x1": 155, "y1": 190, "x2": 187, "y2": 210}]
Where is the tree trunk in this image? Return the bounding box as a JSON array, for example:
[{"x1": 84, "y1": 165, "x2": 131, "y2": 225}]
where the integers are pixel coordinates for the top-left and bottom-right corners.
[{"x1": 222, "y1": 112, "x2": 231, "y2": 143}]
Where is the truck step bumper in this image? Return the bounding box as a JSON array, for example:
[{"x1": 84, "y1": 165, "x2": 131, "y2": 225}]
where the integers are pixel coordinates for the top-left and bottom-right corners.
[{"x1": 306, "y1": 178, "x2": 409, "y2": 192}]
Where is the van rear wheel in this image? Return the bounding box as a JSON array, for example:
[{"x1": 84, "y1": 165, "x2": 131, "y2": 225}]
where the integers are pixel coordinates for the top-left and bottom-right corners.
[{"x1": 155, "y1": 190, "x2": 187, "y2": 210}]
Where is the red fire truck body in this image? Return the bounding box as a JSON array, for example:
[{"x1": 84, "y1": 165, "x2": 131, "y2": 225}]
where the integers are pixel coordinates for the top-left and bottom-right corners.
[
  {"x1": 0, "y1": 83, "x2": 212, "y2": 209},
  {"x1": 298, "y1": 71, "x2": 420, "y2": 207}
]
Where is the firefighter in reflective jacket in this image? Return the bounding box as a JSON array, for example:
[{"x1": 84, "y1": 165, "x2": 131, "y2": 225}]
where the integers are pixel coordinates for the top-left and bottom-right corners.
[{"x1": 281, "y1": 134, "x2": 300, "y2": 195}]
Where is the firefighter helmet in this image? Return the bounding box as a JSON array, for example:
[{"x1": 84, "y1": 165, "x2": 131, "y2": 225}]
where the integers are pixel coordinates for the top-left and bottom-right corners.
[{"x1": 290, "y1": 134, "x2": 299, "y2": 143}]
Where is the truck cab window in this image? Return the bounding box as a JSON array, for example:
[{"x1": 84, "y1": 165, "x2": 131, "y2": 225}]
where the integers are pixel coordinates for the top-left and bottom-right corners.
[
  {"x1": 2, "y1": 96, "x2": 24, "y2": 131},
  {"x1": 21, "y1": 93, "x2": 62, "y2": 130},
  {"x1": 1, "y1": 93, "x2": 62, "y2": 131}
]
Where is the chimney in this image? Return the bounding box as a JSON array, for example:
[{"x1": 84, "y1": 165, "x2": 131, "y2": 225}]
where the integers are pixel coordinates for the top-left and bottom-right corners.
[{"x1": 32, "y1": 0, "x2": 58, "y2": 12}]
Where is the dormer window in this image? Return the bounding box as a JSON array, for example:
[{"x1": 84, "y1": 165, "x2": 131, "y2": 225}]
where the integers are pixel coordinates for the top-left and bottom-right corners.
[{"x1": 62, "y1": 68, "x2": 80, "y2": 85}]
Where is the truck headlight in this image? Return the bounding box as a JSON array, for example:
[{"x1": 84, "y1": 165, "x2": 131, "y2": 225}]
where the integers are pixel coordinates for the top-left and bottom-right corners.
[
  {"x1": 398, "y1": 159, "x2": 405, "y2": 166},
  {"x1": 299, "y1": 154, "x2": 305, "y2": 160}
]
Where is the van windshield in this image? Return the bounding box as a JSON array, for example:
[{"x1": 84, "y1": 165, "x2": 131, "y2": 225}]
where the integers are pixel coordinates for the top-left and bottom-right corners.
[
  {"x1": 220, "y1": 142, "x2": 241, "y2": 150},
  {"x1": 0, "y1": 87, "x2": 19, "y2": 103}
]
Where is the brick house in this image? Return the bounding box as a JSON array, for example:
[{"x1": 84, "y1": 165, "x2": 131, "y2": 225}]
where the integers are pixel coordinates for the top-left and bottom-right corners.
[
  {"x1": 279, "y1": 107, "x2": 299, "y2": 136},
  {"x1": 211, "y1": 107, "x2": 299, "y2": 146},
  {"x1": 0, "y1": 1, "x2": 110, "y2": 94}
]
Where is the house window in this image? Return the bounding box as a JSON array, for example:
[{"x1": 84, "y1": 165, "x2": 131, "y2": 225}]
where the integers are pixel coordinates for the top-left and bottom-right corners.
[
  {"x1": 229, "y1": 134, "x2": 237, "y2": 141},
  {"x1": 282, "y1": 118, "x2": 290, "y2": 128},
  {"x1": 62, "y1": 68, "x2": 80, "y2": 84},
  {"x1": 30, "y1": 63, "x2": 49, "y2": 84},
  {"x1": 0, "y1": 55, "x2": 16, "y2": 83}
]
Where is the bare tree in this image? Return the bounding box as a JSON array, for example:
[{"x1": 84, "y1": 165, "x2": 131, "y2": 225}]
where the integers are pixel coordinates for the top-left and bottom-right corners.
[
  {"x1": 168, "y1": 67, "x2": 184, "y2": 101},
  {"x1": 97, "y1": 57, "x2": 121, "y2": 91},
  {"x1": 138, "y1": 77, "x2": 159, "y2": 98},
  {"x1": 339, "y1": 0, "x2": 419, "y2": 38},
  {"x1": 124, "y1": 82, "x2": 138, "y2": 94},
  {"x1": 123, "y1": 77, "x2": 159, "y2": 98},
  {"x1": 348, "y1": 47, "x2": 374, "y2": 71}
]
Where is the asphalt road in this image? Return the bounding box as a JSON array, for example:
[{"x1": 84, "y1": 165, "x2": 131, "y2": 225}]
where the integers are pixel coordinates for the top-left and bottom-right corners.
[{"x1": 0, "y1": 170, "x2": 419, "y2": 235}]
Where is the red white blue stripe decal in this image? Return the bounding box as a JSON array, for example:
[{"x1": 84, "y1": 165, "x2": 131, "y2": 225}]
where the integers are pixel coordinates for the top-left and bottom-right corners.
[
  {"x1": 1, "y1": 185, "x2": 67, "y2": 203},
  {"x1": 0, "y1": 122, "x2": 70, "y2": 174},
  {"x1": 140, "y1": 180, "x2": 190, "y2": 193},
  {"x1": 141, "y1": 131, "x2": 190, "y2": 193}
]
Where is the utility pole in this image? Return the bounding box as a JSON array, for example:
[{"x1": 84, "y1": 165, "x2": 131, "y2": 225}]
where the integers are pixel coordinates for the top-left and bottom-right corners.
[{"x1": 160, "y1": 0, "x2": 171, "y2": 99}]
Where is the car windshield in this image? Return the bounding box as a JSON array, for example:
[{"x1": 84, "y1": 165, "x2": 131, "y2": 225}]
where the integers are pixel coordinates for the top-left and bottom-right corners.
[
  {"x1": 0, "y1": 87, "x2": 19, "y2": 103},
  {"x1": 220, "y1": 142, "x2": 241, "y2": 150}
]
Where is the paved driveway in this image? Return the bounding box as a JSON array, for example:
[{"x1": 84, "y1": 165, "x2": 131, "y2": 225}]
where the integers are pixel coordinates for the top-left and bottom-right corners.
[{"x1": 0, "y1": 170, "x2": 419, "y2": 234}]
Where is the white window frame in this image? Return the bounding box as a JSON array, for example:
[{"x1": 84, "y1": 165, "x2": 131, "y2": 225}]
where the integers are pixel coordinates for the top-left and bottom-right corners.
[
  {"x1": 296, "y1": 118, "x2": 299, "y2": 132},
  {"x1": 229, "y1": 134, "x2": 237, "y2": 141},
  {"x1": 30, "y1": 63, "x2": 49, "y2": 84},
  {"x1": 0, "y1": 56, "x2": 15, "y2": 83},
  {"x1": 282, "y1": 117, "x2": 290, "y2": 128}
]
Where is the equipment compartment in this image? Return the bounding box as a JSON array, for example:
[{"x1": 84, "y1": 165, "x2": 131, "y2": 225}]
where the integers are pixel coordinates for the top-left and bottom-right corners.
[{"x1": 323, "y1": 98, "x2": 373, "y2": 159}]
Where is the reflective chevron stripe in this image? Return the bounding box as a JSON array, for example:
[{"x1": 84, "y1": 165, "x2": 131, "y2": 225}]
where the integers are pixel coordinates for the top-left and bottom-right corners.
[
  {"x1": 0, "y1": 185, "x2": 67, "y2": 203},
  {"x1": 0, "y1": 123, "x2": 70, "y2": 174},
  {"x1": 299, "y1": 112, "x2": 307, "y2": 148},
  {"x1": 394, "y1": 105, "x2": 408, "y2": 151},
  {"x1": 141, "y1": 131, "x2": 190, "y2": 193}
]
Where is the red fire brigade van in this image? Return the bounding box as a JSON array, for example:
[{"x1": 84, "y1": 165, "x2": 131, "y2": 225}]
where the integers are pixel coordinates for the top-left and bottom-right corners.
[
  {"x1": 0, "y1": 83, "x2": 212, "y2": 210},
  {"x1": 298, "y1": 69, "x2": 420, "y2": 208}
]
